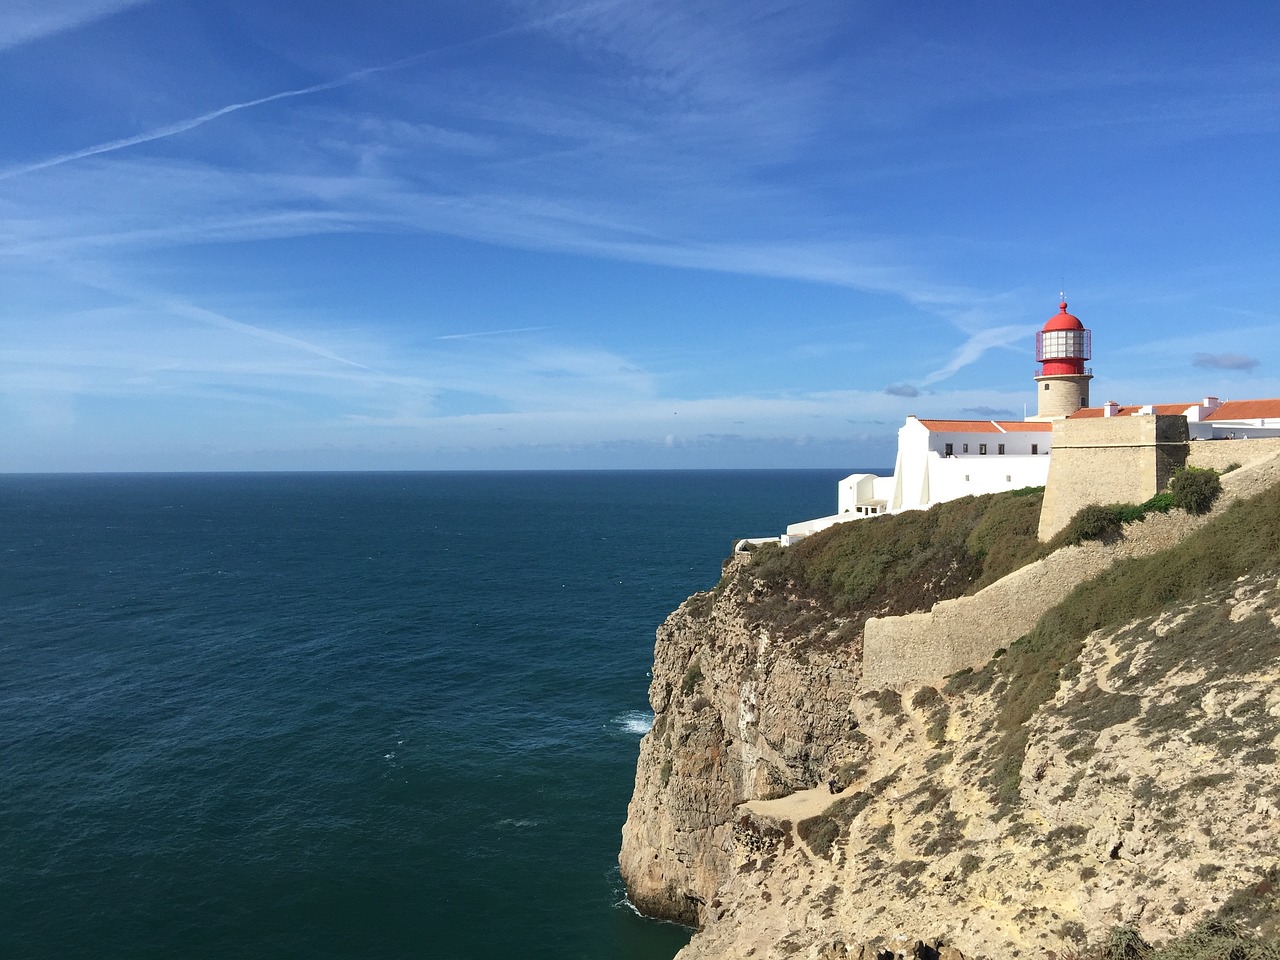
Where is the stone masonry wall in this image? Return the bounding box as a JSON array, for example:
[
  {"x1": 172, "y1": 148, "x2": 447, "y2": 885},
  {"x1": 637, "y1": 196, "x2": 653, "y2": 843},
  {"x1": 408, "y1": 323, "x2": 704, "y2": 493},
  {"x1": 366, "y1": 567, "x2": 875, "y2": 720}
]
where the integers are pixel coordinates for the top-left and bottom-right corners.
[
  {"x1": 1187, "y1": 435, "x2": 1280, "y2": 472},
  {"x1": 862, "y1": 509, "x2": 1203, "y2": 688},
  {"x1": 1037, "y1": 415, "x2": 1189, "y2": 541},
  {"x1": 862, "y1": 442, "x2": 1280, "y2": 689}
]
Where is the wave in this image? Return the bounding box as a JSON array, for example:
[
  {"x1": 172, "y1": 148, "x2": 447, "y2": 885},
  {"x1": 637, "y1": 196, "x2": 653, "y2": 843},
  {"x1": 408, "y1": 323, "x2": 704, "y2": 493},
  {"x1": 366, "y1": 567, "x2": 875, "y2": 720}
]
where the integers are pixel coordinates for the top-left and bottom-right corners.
[{"x1": 611, "y1": 710, "x2": 654, "y2": 736}]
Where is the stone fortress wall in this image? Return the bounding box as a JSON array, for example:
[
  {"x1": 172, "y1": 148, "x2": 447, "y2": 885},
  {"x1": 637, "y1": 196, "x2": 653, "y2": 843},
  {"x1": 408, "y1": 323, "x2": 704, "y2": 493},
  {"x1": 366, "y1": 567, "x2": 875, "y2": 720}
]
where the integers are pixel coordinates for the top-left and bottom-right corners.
[
  {"x1": 862, "y1": 434, "x2": 1280, "y2": 689},
  {"x1": 1037, "y1": 414, "x2": 1189, "y2": 541}
]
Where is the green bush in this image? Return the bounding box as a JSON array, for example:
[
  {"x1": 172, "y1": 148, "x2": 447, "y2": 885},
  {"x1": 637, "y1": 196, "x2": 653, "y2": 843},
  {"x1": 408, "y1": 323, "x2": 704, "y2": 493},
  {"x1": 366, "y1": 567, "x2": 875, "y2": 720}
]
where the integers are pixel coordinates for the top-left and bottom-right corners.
[
  {"x1": 797, "y1": 815, "x2": 841, "y2": 858},
  {"x1": 1171, "y1": 467, "x2": 1222, "y2": 515},
  {"x1": 680, "y1": 660, "x2": 703, "y2": 695},
  {"x1": 1049, "y1": 493, "x2": 1181, "y2": 551},
  {"x1": 1103, "y1": 925, "x2": 1151, "y2": 960},
  {"x1": 739, "y1": 488, "x2": 1046, "y2": 639},
  {"x1": 1058, "y1": 504, "x2": 1126, "y2": 545}
]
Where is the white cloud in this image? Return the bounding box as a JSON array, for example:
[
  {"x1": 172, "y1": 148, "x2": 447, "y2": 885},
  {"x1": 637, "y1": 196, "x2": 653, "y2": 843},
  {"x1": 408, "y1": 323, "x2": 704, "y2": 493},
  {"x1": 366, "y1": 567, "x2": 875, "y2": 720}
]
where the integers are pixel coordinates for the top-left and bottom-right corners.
[{"x1": 0, "y1": 0, "x2": 151, "y2": 51}]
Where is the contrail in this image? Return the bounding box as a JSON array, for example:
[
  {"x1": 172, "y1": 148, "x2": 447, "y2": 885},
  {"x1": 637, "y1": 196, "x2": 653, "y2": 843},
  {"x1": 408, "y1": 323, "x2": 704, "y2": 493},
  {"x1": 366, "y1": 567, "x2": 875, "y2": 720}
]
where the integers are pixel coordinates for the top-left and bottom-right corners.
[
  {"x1": 164, "y1": 297, "x2": 377, "y2": 372},
  {"x1": 71, "y1": 267, "x2": 378, "y2": 372},
  {"x1": 0, "y1": 51, "x2": 437, "y2": 182},
  {"x1": 436, "y1": 326, "x2": 550, "y2": 340},
  {"x1": 0, "y1": 0, "x2": 625, "y2": 182}
]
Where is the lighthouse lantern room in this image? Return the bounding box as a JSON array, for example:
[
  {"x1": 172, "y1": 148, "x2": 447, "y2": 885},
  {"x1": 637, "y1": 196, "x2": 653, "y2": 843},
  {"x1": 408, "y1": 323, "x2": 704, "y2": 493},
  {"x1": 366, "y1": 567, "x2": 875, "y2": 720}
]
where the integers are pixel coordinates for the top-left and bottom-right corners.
[{"x1": 1031, "y1": 301, "x2": 1093, "y2": 420}]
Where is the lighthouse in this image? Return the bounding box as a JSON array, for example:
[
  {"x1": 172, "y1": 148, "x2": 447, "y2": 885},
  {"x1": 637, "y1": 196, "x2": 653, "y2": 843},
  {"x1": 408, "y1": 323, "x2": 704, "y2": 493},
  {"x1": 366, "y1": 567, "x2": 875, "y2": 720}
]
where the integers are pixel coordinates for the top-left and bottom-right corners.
[{"x1": 1032, "y1": 301, "x2": 1092, "y2": 420}]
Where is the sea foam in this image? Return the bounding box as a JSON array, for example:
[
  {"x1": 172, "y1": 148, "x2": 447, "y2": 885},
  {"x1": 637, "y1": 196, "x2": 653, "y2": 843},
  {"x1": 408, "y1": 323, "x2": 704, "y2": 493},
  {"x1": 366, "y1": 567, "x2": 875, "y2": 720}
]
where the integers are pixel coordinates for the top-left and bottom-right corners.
[{"x1": 613, "y1": 710, "x2": 654, "y2": 735}]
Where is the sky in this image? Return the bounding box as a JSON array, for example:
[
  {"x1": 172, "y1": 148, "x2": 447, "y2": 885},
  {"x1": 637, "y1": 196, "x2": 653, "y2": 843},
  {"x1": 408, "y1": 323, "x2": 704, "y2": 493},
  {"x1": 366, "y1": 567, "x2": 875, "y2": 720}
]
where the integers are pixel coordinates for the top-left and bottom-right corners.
[{"x1": 2, "y1": 0, "x2": 1278, "y2": 471}]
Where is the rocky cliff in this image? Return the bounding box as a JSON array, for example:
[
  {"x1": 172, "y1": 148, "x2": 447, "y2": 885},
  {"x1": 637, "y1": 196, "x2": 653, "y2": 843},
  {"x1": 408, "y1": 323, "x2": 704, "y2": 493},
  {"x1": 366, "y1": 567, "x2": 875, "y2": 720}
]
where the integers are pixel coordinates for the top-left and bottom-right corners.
[{"x1": 620, "y1": 458, "x2": 1280, "y2": 959}]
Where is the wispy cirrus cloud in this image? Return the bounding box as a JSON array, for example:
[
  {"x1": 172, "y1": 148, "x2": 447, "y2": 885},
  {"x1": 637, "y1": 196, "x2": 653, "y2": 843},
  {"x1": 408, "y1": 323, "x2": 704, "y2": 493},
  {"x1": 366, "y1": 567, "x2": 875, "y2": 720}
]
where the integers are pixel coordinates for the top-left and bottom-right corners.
[
  {"x1": 0, "y1": 1, "x2": 631, "y2": 181},
  {"x1": 0, "y1": 0, "x2": 152, "y2": 52},
  {"x1": 919, "y1": 324, "x2": 1033, "y2": 386}
]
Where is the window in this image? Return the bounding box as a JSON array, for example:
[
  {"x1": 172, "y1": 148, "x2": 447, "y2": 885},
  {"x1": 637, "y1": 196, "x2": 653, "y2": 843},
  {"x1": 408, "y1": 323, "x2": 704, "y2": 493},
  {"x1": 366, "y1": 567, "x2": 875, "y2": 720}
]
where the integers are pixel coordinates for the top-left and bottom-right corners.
[
  {"x1": 979, "y1": 443, "x2": 987, "y2": 455},
  {"x1": 964, "y1": 474, "x2": 970, "y2": 481},
  {"x1": 1039, "y1": 329, "x2": 1087, "y2": 359},
  {"x1": 1044, "y1": 383, "x2": 1050, "y2": 391},
  {"x1": 1031, "y1": 443, "x2": 1039, "y2": 455},
  {"x1": 997, "y1": 443, "x2": 1005, "y2": 455},
  {"x1": 944, "y1": 443, "x2": 953, "y2": 457},
  {"x1": 1006, "y1": 475, "x2": 1012, "y2": 482},
  {"x1": 962, "y1": 443, "x2": 969, "y2": 453}
]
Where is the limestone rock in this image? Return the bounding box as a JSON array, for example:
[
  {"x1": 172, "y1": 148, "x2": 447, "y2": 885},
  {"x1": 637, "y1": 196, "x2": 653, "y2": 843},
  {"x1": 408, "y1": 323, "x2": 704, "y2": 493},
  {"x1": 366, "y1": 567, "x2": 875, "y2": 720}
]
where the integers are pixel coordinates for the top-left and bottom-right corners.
[{"x1": 621, "y1": 565, "x2": 1280, "y2": 959}]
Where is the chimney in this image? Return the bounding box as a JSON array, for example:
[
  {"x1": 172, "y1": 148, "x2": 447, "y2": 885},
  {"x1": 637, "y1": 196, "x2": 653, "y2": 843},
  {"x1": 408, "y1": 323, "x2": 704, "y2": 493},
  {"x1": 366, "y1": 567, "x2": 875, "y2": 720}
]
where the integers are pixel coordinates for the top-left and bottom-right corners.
[{"x1": 1103, "y1": 401, "x2": 1120, "y2": 417}]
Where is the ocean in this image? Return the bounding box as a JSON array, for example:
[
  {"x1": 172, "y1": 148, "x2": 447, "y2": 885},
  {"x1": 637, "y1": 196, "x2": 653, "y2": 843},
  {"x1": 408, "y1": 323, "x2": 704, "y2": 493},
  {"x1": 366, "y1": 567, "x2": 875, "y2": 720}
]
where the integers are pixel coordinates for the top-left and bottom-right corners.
[{"x1": 0, "y1": 470, "x2": 853, "y2": 960}]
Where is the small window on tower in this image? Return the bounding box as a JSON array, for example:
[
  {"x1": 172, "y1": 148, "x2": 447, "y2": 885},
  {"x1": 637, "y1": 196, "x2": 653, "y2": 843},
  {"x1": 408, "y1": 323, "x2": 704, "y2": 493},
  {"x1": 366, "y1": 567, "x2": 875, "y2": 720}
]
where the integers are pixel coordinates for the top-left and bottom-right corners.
[{"x1": 1044, "y1": 383, "x2": 1050, "y2": 391}]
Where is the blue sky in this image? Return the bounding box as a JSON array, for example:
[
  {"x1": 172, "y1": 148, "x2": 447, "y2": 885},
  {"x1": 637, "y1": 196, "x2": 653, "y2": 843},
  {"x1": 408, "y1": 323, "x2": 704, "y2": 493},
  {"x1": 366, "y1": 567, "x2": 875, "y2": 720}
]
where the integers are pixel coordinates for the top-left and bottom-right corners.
[{"x1": 2, "y1": 0, "x2": 1277, "y2": 471}]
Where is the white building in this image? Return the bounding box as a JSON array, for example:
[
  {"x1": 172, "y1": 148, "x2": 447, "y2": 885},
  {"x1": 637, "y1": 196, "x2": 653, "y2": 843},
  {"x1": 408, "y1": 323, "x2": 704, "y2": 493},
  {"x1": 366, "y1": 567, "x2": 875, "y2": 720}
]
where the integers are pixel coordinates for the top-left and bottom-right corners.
[
  {"x1": 1070, "y1": 397, "x2": 1280, "y2": 440},
  {"x1": 781, "y1": 417, "x2": 1052, "y2": 543},
  {"x1": 765, "y1": 300, "x2": 1084, "y2": 548},
  {"x1": 744, "y1": 298, "x2": 1280, "y2": 551}
]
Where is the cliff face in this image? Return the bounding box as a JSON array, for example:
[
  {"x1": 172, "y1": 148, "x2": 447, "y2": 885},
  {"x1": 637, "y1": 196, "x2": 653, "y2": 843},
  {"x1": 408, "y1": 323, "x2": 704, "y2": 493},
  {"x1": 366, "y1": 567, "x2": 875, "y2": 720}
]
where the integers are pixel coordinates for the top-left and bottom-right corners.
[
  {"x1": 619, "y1": 572, "x2": 863, "y2": 925},
  {"x1": 621, "y1": 463, "x2": 1280, "y2": 959}
]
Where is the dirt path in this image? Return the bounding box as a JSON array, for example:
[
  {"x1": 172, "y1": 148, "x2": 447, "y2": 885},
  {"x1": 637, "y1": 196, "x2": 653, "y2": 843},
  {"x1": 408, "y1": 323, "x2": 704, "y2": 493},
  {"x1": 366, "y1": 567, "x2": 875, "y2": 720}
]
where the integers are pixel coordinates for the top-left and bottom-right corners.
[{"x1": 740, "y1": 782, "x2": 851, "y2": 824}]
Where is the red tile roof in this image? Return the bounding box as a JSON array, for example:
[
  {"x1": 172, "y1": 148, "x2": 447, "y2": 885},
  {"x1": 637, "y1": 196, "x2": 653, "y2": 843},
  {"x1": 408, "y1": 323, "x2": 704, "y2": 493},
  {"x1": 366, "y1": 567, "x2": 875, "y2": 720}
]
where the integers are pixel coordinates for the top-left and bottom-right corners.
[
  {"x1": 917, "y1": 419, "x2": 1051, "y2": 433},
  {"x1": 1204, "y1": 399, "x2": 1280, "y2": 420},
  {"x1": 998, "y1": 421, "x2": 1056, "y2": 432},
  {"x1": 1069, "y1": 403, "x2": 1198, "y2": 419}
]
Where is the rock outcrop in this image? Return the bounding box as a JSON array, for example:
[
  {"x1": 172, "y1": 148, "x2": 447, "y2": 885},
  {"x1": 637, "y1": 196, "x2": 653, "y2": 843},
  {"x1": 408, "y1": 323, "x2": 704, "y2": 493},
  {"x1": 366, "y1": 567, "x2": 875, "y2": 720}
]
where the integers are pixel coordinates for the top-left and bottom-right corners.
[
  {"x1": 619, "y1": 571, "x2": 863, "y2": 925},
  {"x1": 621, "y1": 452, "x2": 1280, "y2": 959}
]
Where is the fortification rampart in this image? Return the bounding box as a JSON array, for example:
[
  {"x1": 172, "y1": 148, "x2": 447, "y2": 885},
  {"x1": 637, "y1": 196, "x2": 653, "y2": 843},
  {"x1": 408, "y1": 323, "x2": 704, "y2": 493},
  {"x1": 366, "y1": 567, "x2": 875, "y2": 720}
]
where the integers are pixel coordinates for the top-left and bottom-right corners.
[
  {"x1": 862, "y1": 441, "x2": 1280, "y2": 689},
  {"x1": 1037, "y1": 415, "x2": 1189, "y2": 541},
  {"x1": 1187, "y1": 436, "x2": 1280, "y2": 472},
  {"x1": 862, "y1": 510, "x2": 1201, "y2": 688}
]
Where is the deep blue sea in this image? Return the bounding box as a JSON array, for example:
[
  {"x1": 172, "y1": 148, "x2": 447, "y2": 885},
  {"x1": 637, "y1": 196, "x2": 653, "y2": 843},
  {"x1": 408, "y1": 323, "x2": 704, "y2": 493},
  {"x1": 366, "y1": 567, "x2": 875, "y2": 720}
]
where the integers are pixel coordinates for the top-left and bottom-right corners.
[{"x1": 0, "y1": 470, "x2": 856, "y2": 960}]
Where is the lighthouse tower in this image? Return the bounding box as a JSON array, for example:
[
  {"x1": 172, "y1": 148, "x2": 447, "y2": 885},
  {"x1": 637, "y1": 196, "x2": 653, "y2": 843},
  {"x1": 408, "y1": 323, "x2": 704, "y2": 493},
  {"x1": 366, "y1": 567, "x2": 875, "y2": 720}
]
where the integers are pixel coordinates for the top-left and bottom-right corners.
[{"x1": 1032, "y1": 301, "x2": 1092, "y2": 420}]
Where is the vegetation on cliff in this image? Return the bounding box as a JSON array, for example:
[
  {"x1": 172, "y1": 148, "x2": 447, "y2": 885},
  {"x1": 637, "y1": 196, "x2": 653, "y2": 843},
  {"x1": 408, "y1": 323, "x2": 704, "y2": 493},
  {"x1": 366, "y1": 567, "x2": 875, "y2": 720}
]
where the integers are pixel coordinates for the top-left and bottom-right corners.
[
  {"x1": 732, "y1": 487, "x2": 1046, "y2": 641},
  {"x1": 627, "y1": 459, "x2": 1280, "y2": 958},
  {"x1": 950, "y1": 476, "x2": 1280, "y2": 810}
]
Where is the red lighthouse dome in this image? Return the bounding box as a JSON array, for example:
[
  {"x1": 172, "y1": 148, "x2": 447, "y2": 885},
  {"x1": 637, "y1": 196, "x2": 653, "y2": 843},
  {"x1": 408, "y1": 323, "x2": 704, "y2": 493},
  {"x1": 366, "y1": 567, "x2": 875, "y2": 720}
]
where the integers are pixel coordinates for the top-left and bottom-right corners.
[{"x1": 1036, "y1": 301, "x2": 1091, "y2": 376}]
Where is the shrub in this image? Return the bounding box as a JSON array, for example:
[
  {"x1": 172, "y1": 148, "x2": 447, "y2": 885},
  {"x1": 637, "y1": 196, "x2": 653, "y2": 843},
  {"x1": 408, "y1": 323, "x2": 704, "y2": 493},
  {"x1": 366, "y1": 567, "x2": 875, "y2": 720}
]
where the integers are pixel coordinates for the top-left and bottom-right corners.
[
  {"x1": 1103, "y1": 924, "x2": 1151, "y2": 960},
  {"x1": 1171, "y1": 467, "x2": 1222, "y2": 515},
  {"x1": 1058, "y1": 504, "x2": 1126, "y2": 545},
  {"x1": 984, "y1": 479, "x2": 1280, "y2": 809},
  {"x1": 740, "y1": 488, "x2": 1045, "y2": 634},
  {"x1": 1050, "y1": 493, "x2": 1181, "y2": 552},
  {"x1": 958, "y1": 853, "x2": 984, "y2": 878},
  {"x1": 797, "y1": 815, "x2": 841, "y2": 858},
  {"x1": 681, "y1": 661, "x2": 703, "y2": 695}
]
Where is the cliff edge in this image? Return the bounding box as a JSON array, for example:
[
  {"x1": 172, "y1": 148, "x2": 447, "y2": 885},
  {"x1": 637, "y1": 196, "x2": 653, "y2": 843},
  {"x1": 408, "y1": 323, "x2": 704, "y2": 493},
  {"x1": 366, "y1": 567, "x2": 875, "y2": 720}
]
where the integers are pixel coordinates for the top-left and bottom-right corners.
[{"x1": 621, "y1": 453, "x2": 1280, "y2": 959}]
